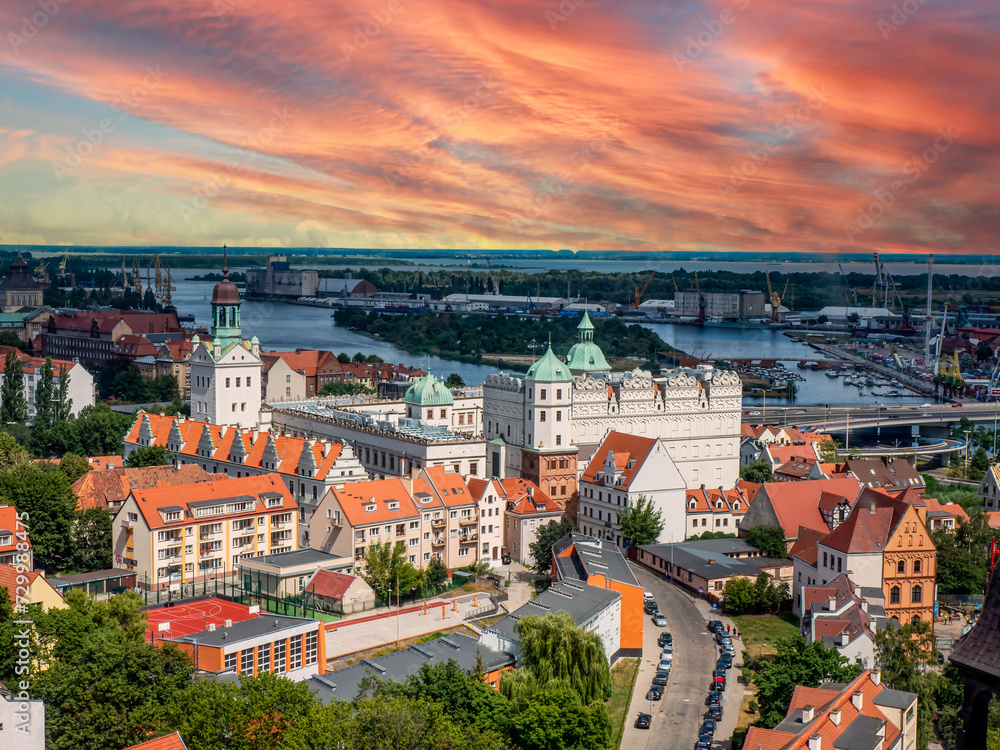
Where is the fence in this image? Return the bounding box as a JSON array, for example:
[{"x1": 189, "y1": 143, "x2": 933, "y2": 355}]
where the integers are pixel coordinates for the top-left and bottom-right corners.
[
  {"x1": 136, "y1": 571, "x2": 240, "y2": 605},
  {"x1": 464, "y1": 599, "x2": 501, "y2": 622},
  {"x1": 938, "y1": 594, "x2": 984, "y2": 610}
]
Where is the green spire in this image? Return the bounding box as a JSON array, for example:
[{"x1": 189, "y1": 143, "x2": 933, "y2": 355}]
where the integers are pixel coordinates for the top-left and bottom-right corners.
[{"x1": 526, "y1": 343, "x2": 572, "y2": 382}]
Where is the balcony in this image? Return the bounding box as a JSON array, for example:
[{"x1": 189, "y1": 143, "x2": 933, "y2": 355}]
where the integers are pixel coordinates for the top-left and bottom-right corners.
[
  {"x1": 431, "y1": 518, "x2": 445, "y2": 529},
  {"x1": 459, "y1": 516, "x2": 478, "y2": 526},
  {"x1": 431, "y1": 536, "x2": 445, "y2": 547},
  {"x1": 459, "y1": 532, "x2": 478, "y2": 543},
  {"x1": 121, "y1": 519, "x2": 134, "y2": 529}
]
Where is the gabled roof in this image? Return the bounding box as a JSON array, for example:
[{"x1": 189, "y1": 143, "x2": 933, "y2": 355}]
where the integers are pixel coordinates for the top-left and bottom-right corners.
[
  {"x1": 306, "y1": 570, "x2": 361, "y2": 601},
  {"x1": 841, "y1": 458, "x2": 924, "y2": 492},
  {"x1": 751, "y1": 477, "x2": 863, "y2": 540},
  {"x1": 580, "y1": 431, "x2": 662, "y2": 490},
  {"x1": 820, "y1": 489, "x2": 909, "y2": 554},
  {"x1": 552, "y1": 533, "x2": 640, "y2": 588},
  {"x1": 0, "y1": 505, "x2": 29, "y2": 554},
  {"x1": 73, "y1": 464, "x2": 214, "y2": 511},
  {"x1": 500, "y1": 478, "x2": 563, "y2": 517},
  {"x1": 685, "y1": 485, "x2": 755, "y2": 515},
  {"x1": 114, "y1": 334, "x2": 159, "y2": 357},
  {"x1": 262, "y1": 349, "x2": 334, "y2": 378},
  {"x1": 765, "y1": 442, "x2": 820, "y2": 467},
  {"x1": 123, "y1": 731, "x2": 189, "y2": 750},
  {"x1": 775, "y1": 456, "x2": 818, "y2": 479},
  {"x1": 331, "y1": 478, "x2": 419, "y2": 527},
  {"x1": 788, "y1": 526, "x2": 829, "y2": 566},
  {"x1": 417, "y1": 466, "x2": 474, "y2": 508},
  {"x1": 0, "y1": 564, "x2": 46, "y2": 605}
]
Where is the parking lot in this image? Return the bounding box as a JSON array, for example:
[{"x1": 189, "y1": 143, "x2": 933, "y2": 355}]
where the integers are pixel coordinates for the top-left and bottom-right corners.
[{"x1": 621, "y1": 563, "x2": 746, "y2": 750}]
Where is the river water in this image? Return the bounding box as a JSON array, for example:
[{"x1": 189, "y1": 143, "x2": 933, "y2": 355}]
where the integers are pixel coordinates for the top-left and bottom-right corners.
[{"x1": 153, "y1": 270, "x2": 930, "y2": 405}]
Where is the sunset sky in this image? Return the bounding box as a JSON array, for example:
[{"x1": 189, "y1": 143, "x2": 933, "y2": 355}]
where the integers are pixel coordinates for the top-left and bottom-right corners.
[{"x1": 0, "y1": 0, "x2": 996, "y2": 254}]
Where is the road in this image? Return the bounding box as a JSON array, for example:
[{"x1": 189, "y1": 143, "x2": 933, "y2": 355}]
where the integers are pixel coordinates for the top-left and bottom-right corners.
[
  {"x1": 753, "y1": 401, "x2": 1000, "y2": 431},
  {"x1": 621, "y1": 563, "x2": 742, "y2": 750}
]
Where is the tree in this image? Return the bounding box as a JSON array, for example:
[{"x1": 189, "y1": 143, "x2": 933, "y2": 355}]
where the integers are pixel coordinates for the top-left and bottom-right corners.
[
  {"x1": 125, "y1": 445, "x2": 172, "y2": 468},
  {"x1": 971, "y1": 446, "x2": 990, "y2": 473},
  {"x1": 55, "y1": 362, "x2": 73, "y2": 422},
  {"x1": 445, "y1": 373, "x2": 466, "y2": 388},
  {"x1": 528, "y1": 518, "x2": 575, "y2": 575},
  {"x1": 818, "y1": 438, "x2": 840, "y2": 463},
  {"x1": 337, "y1": 352, "x2": 351, "y2": 363},
  {"x1": 722, "y1": 576, "x2": 755, "y2": 615},
  {"x1": 688, "y1": 530, "x2": 737, "y2": 541},
  {"x1": 0, "y1": 432, "x2": 30, "y2": 469},
  {"x1": 360, "y1": 541, "x2": 422, "y2": 603},
  {"x1": 509, "y1": 684, "x2": 612, "y2": 750},
  {"x1": 932, "y1": 515, "x2": 992, "y2": 595},
  {"x1": 0, "y1": 461, "x2": 77, "y2": 570},
  {"x1": 616, "y1": 494, "x2": 664, "y2": 547},
  {"x1": 318, "y1": 381, "x2": 375, "y2": 397},
  {"x1": 34, "y1": 357, "x2": 56, "y2": 430},
  {"x1": 67, "y1": 508, "x2": 113, "y2": 572},
  {"x1": 745, "y1": 524, "x2": 788, "y2": 559},
  {"x1": 514, "y1": 611, "x2": 612, "y2": 704},
  {"x1": 365, "y1": 354, "x2": 384, "y2": 363},
  {"x1": 59, "y1": 453, "x2": 92, "y2": 483},
  {"x1": 0, "y1": 350, "x2": 27, "y2": 424},
  {"x1": 352, "y1": 352, "x2": 368, "y2": 363},
  {"x1": 74, "y1": 403, "x2": 133, "y2": 456},
  {"x1": 399, "y1": 660, "x2": 513, "y2": 734},
  {"x1": 0, "y1": 331, "x2": 30, "y2": 351},
  {"x1": 425, "y1": 555, "x2": 449, "y2": 589},
  {"x1": 740, "y1": 459, "x2": 773, "y2": 484},
  {"x1": 874, "y1": 621, "x2": 937, "y2": 750}
]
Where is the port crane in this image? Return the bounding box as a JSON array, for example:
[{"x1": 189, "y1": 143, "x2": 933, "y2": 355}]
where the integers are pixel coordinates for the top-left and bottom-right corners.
[
  {"x1": 633, "y1": 270, "x2": 656, "y2": 310},
  {"x1": 838, "y1": 263, "x2": 858, "y2": 307}
]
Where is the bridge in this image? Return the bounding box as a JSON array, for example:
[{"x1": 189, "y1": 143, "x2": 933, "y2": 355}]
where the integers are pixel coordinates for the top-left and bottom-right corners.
[{"x1": 758, "y1": 402, "x2": 1000, "y2": 433}]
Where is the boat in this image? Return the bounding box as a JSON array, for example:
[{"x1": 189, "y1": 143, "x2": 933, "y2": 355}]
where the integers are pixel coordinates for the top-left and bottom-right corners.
[{"x1": 825, "y1": 370, "x2": 839, "y2": 378}]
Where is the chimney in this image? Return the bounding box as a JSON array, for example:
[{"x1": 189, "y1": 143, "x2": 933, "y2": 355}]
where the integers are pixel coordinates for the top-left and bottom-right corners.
[
  {"x1": 853, "y1": 582, "x2": 862, "y2": 597},
  {"x1": 861, "y1": 600, "x2": 868, "y2": 613},
  {"x1": 708, "y1": 558, "x2": 717, "y2": 565},
  {"x1": 871, "y1": 670, "x2": 881, "y2": 686},
  {"x1": 828, "y1": 596, "x2": 837, "y2": 611},
  {"x1": 840, "y1": 631, "x2": 850, "y2": 646},
  {"x1": 528, "y1": 487, "x2": 534, "y2": 498},
  {"x1": 207, "y1": 623, "x2": 217, "y2": 632},
  {"x1": 370, "y1": 496, "x2": 376, "y2": 503},
  {"x1": 802, "y1": 705, "x2": 815, "y2": 722},
  {"x1": 851, "y1": 690, "x2": 863, "y2": 710},
  {"x1": 830, "y1": 708, "x2": 841, "y2": 726},
  {"x1": 224, "y1": 619, "x2": 233, "y2": 628},
  {"x1": 807, "y1": 734, "x2": 821, "y2": 750}
]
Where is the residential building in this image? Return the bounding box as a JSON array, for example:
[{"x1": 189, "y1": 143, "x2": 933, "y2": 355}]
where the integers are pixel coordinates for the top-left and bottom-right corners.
[
  {"x1": 244, "y1": 256, "x2": 320, "y2": 299},
  {"x1": 0, "y1": 306, "x2": 52, "y2": 342},
  {"x1": 123, "y1": 411, "x2": 368, "y2": 547},
  {"x1": 800, "y1": 573, "x2": 887, "y2": 669},
  {"x1": 113, "y1": 333, "x2": 159, "y2": 361},
  {"x1": 189, "y1": 254, "x2": 263, "y2": 428},
  {"x1": 41, "y1": 310, "x2": 181, "y2": 364},
  {"x1": 744, "y1": 670, "x2": 916, "y2": 750},
  {"x1": 49, "y1": 569, "x2": 136, "y2": 598},
  {"x1": 577, "y1": 431, "x2": 687, "y2": 547},
  {"x1": 164, "y1": 614, "x2": 326, "y2": 681},
  {"x1": 480, "y1": 581, "x2": 623, "y2": 664},
  {"x1": 467, "y1": 477, "x2": 510, "y2": 565},
  {"x1": 738, "y1": 476, "x2": 864, "y2": 543},
  {"x1": 112, "y1": 473, "x2": 298, "y2": 590},
  {"x1": 262, "y1": 354, "x2": 308, "y2": 402},
  {"x1": 502, "y1": 478, "x2": 565, "y2": 564},
  {"x1": 0, "y1": 254, "x2": 45, "y2": 313},
  {"x1": 483, "y1": 322, "x2": 742, "y2": 494},
  {"x1": 305, "y1": 569, "x2": 376, "y2": 614},
  {"x1": 262, "y1": 350, "x2": 342, "y2": 398},
  {"x1": 72, "y1": 463, "x2": 215, "y2": 512},
  {"x1": 979, "y1": 464, "x2": 1000, "y2": 511},
  {"x1": 552, "y1": 533, "x2": 644, "y2": 659},
  {"x1": 155, "y1": 339, "x2": 195, "y2": 401},
  {"x1": 0, "y1": 565, "x2": 67, "y2": 611},
  {"x1": 774, "y1": 455, "x2": 826, "y2": 482},
  {"x1": 840, "y1": 458, "x2": 925, "y2": 493},
  {"x1": 792, "y1": 488, "x2": 936, "y2": 625},
  {"x1": 897, "y1": 491, "x2": 969, "y2": 532},
  {"x1": 340, "y1": 362, "x2": 425, "y2": 388},
  {"x1": 636, "y1": 538, "x2": 793, "y2": 604},
  {"x1": 764, "y1": 441, "x2": 822, "y2": 469},
  {"x1": 0, "y1": 680, "x2": 45, "y2": 750},
  {"x1": 312, "y1": 633, "x2": 512, "y2": 700},
  {"x1": 411, "y1": 467, "x2": 481, "y2": 568},
  {"x1": 685, "y1": 482, "x2": 758, "y2": 539},
  {"x1": 0, "y1": 505, "x2": 30, "y2": 569},
  {"x1": 0, "y1": 346, "x2": 95, "y2": 419}
]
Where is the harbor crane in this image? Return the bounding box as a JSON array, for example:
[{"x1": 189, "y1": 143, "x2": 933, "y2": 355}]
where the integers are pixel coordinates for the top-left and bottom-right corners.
[
  {"x1": 838, "y1": 263, "x2": 858, "y2": 306},
  {"x1": 633, "y1": 270, "x2": 656, "y2": 309},
  {"x1": 765, "y1": 271, "x2": 786, "y2": 323}
]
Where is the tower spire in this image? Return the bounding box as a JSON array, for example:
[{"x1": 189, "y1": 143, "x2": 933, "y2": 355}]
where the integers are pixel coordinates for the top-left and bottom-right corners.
[{"x1": 222, "y1": 244, "x2": 229, "y2": 277}]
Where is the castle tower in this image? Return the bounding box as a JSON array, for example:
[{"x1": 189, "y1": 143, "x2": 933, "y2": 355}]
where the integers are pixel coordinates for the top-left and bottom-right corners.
[{"x1": 565, "y1": 309, "x2": 611, "y2": 376}]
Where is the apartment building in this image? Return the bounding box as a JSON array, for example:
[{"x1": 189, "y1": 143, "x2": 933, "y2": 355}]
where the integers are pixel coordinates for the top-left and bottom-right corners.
[
  {"x1": 800, "y1": 573, "x2": 887, "y2": 670},
  {"x1": 411, "y1": 467, "x2": 481, "y2": 568},
  {"x1": 0, "y1": 345, "x2": 95, "y2": 419},
  {"x1": 41, "y1": 310, "x2": 181, "y2": 365},
  {"x1": 467, "y1": 477, "x2": 510, "y2": 565},
  {"x1": 684, "y1": 482, "x2": 758, "y2": 538},
  {"x1": 502, "y1": 478, "x2": 565, "y2": 564},
  {"x1": 0, "y1": 505, "x2": 31, "y2": 569},
  {"x1": 262, "y1": 354, "x2": 307, "y2": 402},
  {"x1": 112, "y1": 473, "x2": 298, "y2": 590}
]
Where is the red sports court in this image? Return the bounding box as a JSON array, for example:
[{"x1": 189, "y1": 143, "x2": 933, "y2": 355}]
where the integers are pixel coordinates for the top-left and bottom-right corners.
[{"x1": 145, "y1": 598, "x2": 258, "y2": 644}]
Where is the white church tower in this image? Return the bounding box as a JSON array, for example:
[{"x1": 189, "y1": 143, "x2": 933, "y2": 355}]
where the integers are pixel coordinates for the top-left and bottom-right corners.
[{"x1": 189, "y1": 246, "x2": 263, "y2": 428}]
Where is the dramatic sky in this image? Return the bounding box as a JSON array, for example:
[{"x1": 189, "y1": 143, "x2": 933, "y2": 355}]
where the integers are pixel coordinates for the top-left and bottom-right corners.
[{"x1": 0, "y1": 0, "x2": 996, "y2": 253}]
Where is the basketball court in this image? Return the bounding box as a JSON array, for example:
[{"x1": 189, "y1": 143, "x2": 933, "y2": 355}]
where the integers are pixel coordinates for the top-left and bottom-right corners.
[{"x1": 145, "y1": 597, "x2": 258, "y2": 643}]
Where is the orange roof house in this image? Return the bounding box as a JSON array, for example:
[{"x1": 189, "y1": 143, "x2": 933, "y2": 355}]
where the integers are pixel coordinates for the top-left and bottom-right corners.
[
  {"x1": 73, "y1": 464, "x2": 215, "y2": 511},
  {"x1": 123, "y1": 731, "x2": 189, "y2": 750},
  {"x1": 0, "y1": 505, "x2": 30, "y2": 569},
  {"x1": 738, "y1": 477, "x2": 863, "y2": 542},
  {"x1": 501, "y1": 478, "x2": 565, "y2": 565}
]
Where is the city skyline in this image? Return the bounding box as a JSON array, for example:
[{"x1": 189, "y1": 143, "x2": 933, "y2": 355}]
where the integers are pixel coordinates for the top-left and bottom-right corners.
[{"x1": 0, "y1": 0, "x2": 995, "y2": 254}]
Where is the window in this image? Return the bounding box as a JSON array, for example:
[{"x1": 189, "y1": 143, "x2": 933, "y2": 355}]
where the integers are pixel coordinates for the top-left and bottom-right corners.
[
  {"x1": 305, "y1": 631, "x2": 318, "y2": 665},
  {"x1": 247, "y1": 377, "x2": 251, "y2": 388},
  {"x1": 823, "y1": 552, "x2": 827, "y2": 568},
  {"x1": 225, "y1": 652, "x2": 237, "y2": 671},
  {"x1": 440, "y1": 409, "x2": 446, "y2": 418},
  {"x1": 226, "y1": 378, "x2": 231, "y2": 388},
  {"x1": 556, "y1": 389, "x2": 562, "y2": 399},
  {"x1": 913, "y1": 559, "x2": 921, "y2": 573},
  {"x1": 240, "y1": 648, "x2": 254, "y2": 674},
  {"x1": 897, "y1": 560, "x2": 905, "y2": 574},
  {"x1": 273, "y1": 640, "x2": 286, "y2": 673},
  {"x1": 540, "y1": 389, "x2": 546, "y2": 399},
  {"x1": 236, "y1": 377, "x2": 241, "y2": 387},
  {"x1": 912, "y1": 585, "x2": 922, "y2": 603},
  {"x1": 555, "y1": 435, "x2": 561, "y2": 445},
  {"x1": 540, "y1": 411, "x2": 546, "y2": 422},
  {"x1": 290, "y1": 635, "x2": 302, "y2": 669},
  {"x1": 890, "y1": 586, "x2": 900, "y2": 604},
  {"x1": 258, "y1": 643, "x2": 270, "y2": 673},
  {"x1": 556, "y1": 410, "x2": 562, "y2": 421}
]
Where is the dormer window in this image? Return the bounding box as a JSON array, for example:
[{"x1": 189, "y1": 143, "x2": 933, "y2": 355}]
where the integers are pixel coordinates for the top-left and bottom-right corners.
[
  {"x1": 388, "y1": 502, "x2": 399, "y2": 510},
  {"x1": 364, "y1": 504, "x2": 376, "y2": 513}
]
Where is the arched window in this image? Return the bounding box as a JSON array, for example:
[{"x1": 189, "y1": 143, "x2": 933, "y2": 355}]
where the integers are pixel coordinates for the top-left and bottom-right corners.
[
  {"x1": 913, "y1": 559, "x2": 921, "y2": 573},
  {"x1": 897, "y1": 560, "x2": 905, "y2": 574},
  {"x1": 911, "y1": 615, "x2": 921, "y2": 624},
  {"x1": 912, "y1": 585, "x2": 922, "y2": 603},
  {"x1": 890, "y1": 586, "x2": 900, "y2": 604}
]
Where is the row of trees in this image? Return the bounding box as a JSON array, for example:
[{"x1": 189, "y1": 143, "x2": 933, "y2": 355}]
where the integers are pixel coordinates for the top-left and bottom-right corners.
[
  {"x1": 722, "y1": 573, "x2": 788, "y2": 615},
  {"x1": 4, "y1": 402, "x2": 137, "y2": 459},
  {"x1": 0, "y1": 351, "x2": 73, "y2": 426},
  {"x1": 1, "y1": 584, "x2": 616, "y2": 750}
]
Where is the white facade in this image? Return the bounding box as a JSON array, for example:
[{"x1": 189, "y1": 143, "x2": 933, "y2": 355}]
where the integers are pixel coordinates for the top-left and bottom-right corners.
[
  {"x1": 190, "y1": 337, "x2": 263, "y2": 428},
  {"x1": 473, "y1": 478, "x2": 508, "y2": 566},
  {"x1": 263, "y1": 356, "x2": 307, "y2": 402},
  {"x1": 792, "y1": 548, "x2": 882, "y2": 617},
  {"x1": 1, "y1": 358, "x2": 94, "y2": 420},
  {"x1": 0, "y1": 691, "x2": 44, "y2": 750}
]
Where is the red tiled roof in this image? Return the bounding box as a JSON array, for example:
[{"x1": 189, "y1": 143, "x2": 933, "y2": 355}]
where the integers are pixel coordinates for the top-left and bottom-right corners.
[
  {"x1": 814, "y1": 619, "x2": 849, "y2": 637},
  {"x1": 788, "y1": 526, "x2": 829, "y2": 566},
  {"x1": 0, "y1": 564, "x2": 42, "y2": 604},
  {"x1": 775, "y1": 456, "x2": 818, "y2": 478},
  {"x1": 306, "y1": 570, "x2": 358, "y2": 600},
  {"x1": 821, "y1": 488, "x2": 908, "y2": 554},
  {"x1": 0, "y1": 505, "x2": 29, "y2": 555},
  {"x1": 50, "y1": 310, "x2": 181, "y2": 334},
  {"x1": 114, "y1": 334, "x2": 159, "y2": 357},
  {"x1": 984, "y1": 511, "x2": 1000, "y2": 529},
  {"x1": 123, "y1": 731, "x2": 188, "y2": 750},
  {"x1": 766, "y1": 442, "x2": 820, "y2": 466},
  {"x1": 501, "y1": 478, "x2": 563, "y2": 517},
  {"x1": 686, "y1": 486, "x2": 754, "y2": 515},
  {"x1": 580, "y1": 431, "x2": 658, "y2": 489},
  {"x1": 756, "y1": 477, "x2": 863, "y2": 539},
  {"x1": 818, "y1": 491, "x2": 850, "y2": 511},
  {"x1": 73, "y1": 464, "x2": 214, "y2": 511},
  {"x1": 742, "y1": 728, "x2": 799, "y2": 750}
]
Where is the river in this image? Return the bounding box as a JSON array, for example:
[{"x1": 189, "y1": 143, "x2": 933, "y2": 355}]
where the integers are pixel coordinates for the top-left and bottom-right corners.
[{"x1": 153, "y1": 270, "x2": 931, "y2": 405}]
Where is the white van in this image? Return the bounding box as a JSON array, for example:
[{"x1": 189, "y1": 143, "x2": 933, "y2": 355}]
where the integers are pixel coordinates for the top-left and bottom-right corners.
[{"x1": 643, "y1": 590, "x2": 655, "y2": 601}]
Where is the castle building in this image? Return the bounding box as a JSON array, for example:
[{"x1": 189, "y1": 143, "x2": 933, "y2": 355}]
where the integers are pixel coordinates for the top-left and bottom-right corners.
[
  {"x1": 189, "y1": 249, "x2": 263, "y2": 428},
  {"x1": 0, "y1": 254, "x2": 44, "y2": 313},
  {"x1": 482, "y1": 314, "x2": 741, "y2": 499}
]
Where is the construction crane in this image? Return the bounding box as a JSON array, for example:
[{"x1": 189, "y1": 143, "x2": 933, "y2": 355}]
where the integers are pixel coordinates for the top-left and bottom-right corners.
[
  {"x1": 838, "y1": 263, "x2": 858, "y2": 307},
  {"x1": 58, "y1": 252, "x2": 68, "y2": 278},
  {"x1": 34, "y1": 261, "x2": 50, "y2": 286},
  {"x1": 873, "y1": 252, "x2": 903, "y2": 312},
  {"x1": 693, "y1": 271, "x2": 706, "y2": 322},
  {"x1": 765, "y1": 271, "x2": 783, "y2": 323},
  {"x1": 485, "y1": 255, "x2": 496, "y2": 295},
  {"x1": 634, "y1": 270, "x2": 655, "y2": 310}
]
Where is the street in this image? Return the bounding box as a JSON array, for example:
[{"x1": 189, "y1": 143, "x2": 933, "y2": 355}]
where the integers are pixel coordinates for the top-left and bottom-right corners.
[{"x1": 621, "y1": 563, "x2": 745, "y2": 750}]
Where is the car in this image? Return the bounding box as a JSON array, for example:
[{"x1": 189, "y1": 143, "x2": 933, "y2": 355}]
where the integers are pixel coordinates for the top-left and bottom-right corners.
[
  {"x1": 713, "y1": 675, "x2": 726, "y2": 691},
  {"x1": 716, "y1": 631, "x2": 731, "y2": 644},
  {"x1": 702, "y1": 718, "x2": 717, "y2": 734},
  {"x1": 722, "y1": 644, "x2": 736, "y2": 657},
  {"x1": 707, "y1": 690, "x2": 721, "y2": 706},
  {"x1": 750, "y1": 411, "x2": 761, "y2": 416},
  {"x1": 657, "y1": 660, "x2": 673, "y2": 672},
  {"x1": 696, "y1": 742, "x2": 712, "y2": 750},
  {"x1": 706, "y1": 620, "x2": 718, "y2": 633},
  {"x1": 795, "y1": 409, "x2": 806, "y2": 414},
  {"x1": 908, "y1": 406, "x2": 918, "y2": 410},
  {"x1": 644, "y1": 600, "x2": 659, "y2": 614},
  {"x1": 922, "y1": 402, "x2": 933, "y2": 407},
  {"x1": 938, "y1": 651, "x2": 946, "y2": 665},
  {"x1": 658, "y1": 632, "x2": 673, "y2": 647},
  {"x1": 717, "y1": 656, "x2": 732, "y2": 670},
  {"x1": 707, "y1": 704, "x2": 723, "y2": 721},
  {"x1": 742, "y1": 410, "x2": 751, "y2": 415},
  {"x1": 698, "y1": 731, "x2": 713, "y2": 745},
  {"x1": 634, "y1": 713, "x2": 652, "y2": 730},
  {"x1": 647, "y1": 685, "x2": 664, "y2": 701},
  {"x1": 652, "y1": 670, "x2": 669, "y2": 686},
  {"x1": 714, "y1": 668, "x2": 727, "y2": 680},
  {"x1": 952, "y1": 402, "x2": 964, "y2": 408},
  {"x1": 653, "y1": 612, "x2": 667, "y2": 627},
  {"x1": 662, "y1": 643, "x2": 674, "y2": 655}
]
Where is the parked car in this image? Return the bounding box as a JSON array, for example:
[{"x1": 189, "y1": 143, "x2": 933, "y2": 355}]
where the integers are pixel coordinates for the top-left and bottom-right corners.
[
  {"x1": 707, "y1": 690, "x2": 721, "y2": 707},
  {"x1": 702, "y1": 718, "x2": 717, "y2": 735},
  {"x1": 696, "y1": 742, "x2": 712, "y2": 750},
  {"x1": 698, "y1": 731, "x2": 713, "y2": 745},
  {"x1": 722, "y1": 643, "x2": 736, "y2": 656},
  {"x1": 717, "y1": 654, "x2": 733, "y2": 669},
  {"x1": 657, "y1": 660, "x2": 673, "y2": 673},
  {"x1": 661, "y1": 642, "x2": 674, "y2": 655},
  {"x1": 716, "y1": 631, "x2": 732, "y2": 645},
  {"x1": 501, "y1": 554, "x2": 511, "y2": 565},
  {"x1": 658, "y1": 632, "x2": 673, "y2": 647},
  {"x1": 707, "y1": 704, "x2": 723, "y2": 721},
  {"x1": 653, "y1": 612, "x2": 667, "y2": 627},
  {"x1": 635, "y1": 713, "x2": 652, "y2": 729},
  {"x1": 644, "y1": 600, "x2": 659, "y2": 614},
  {"x1": 707, "y1": 620, "x2": 723, "y2": 633},
  {"x1": 713, "y1": 675, "x2": 726, "y2": 691},
  {"x1": 647, "y1": 685, "x2": 664, "y2": 701},
  {"x1": 652, "y1": 670, "x2": 669, "y2": 686}
]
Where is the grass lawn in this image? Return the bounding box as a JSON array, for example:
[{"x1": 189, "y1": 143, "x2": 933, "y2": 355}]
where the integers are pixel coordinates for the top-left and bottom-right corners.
[
  {"x1": 607, "y1": 658, "x2": 640, "y2": 749},
  {"x1": 731, "y1": 612, "x2": 800, "y2": 658}
]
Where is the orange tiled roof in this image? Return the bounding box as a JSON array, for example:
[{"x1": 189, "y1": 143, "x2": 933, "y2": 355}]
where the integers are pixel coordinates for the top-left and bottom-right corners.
[
  {"x1": 984, "y1": 511, "x2": 1000, "y2": 529},
  {"x1": 766, "y1": 442, "x2": 820, "y2": 466},
  {"x1": 500, "y1": 478, "x2": 563, "y2": 517},
  {"x1": 419, "y1": 466, "x2": 475, "y2": 508},
  {"x1": 0, "y1": 505, "x2": 29, "y2": 555},
  {"x1": 123, "y1": 731, "x2": 188, "y2": 750},
  {"x1": 580, "y1": 431, "x2": 659, "y2": 489},
  {"x1": 756, "y1": 477, "x2": 863, "y2": 539},
  {"x1": 788, "y1": 526, "x2": 829, "y2": 566},
  {"x1": 686, "y1": 486, "x2": 754, "y2": 515},
  {"x1": 821, "y1": 488, "x2": 909, "y2": 554},
  {"x1": 73, "y1": 464, "x2": 215, "y2": 511},
  {"x1": 0, "y1": 564, "x2": 42, "y2": 604},
  {"x1": 332, "y1": 478, "x2": 419, "y2": 527},
  {"x1": 306, "y1": 570, "x2": 359, "y2": 600},
  {"x1": 128, "y1": 473, "x2": 295, "y2": 530}
]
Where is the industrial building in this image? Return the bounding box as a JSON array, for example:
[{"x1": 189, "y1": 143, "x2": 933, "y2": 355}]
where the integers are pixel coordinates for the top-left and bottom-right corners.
[
  {"x1": 245, "y1": 256, "x2": 320, "y2": 299},
  {"x1": 673, "y1": 290, "x2": 766, "y2": 319}
]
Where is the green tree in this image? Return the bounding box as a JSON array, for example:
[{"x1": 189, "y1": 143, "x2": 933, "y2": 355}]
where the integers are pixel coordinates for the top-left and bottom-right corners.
[
  {"x1": 55, "y1": 362, "x2": 73, "y2": 422},
  {"x1": 509, "y1": 683, "x2": 612, "y2": 750},
  {"x1": 723, "y1": 573, "x2": 790, "y2": 616},
  {"x1": 399, "y1": 659, "x2": 513, "y2": 734},
  {"x1": 722, "y1": 576, "x2": 755, "y2": 615},
  {"x1": 365, "y1": 354, "x2": 384, "y2": 363},
  {"x1": 688, "y1": 530, "x2": 737, "y2": 541},
  {"x1": 318, "y1": 381, "x2": 376, "y2": 397},
  {"x1": 352, "y1": 352, "x2": 368, "y2": 363},
  {"x1": 818, "y1": 438, "x2": 840, "y2": 463},
  {"x1": 425, "y1": 555, "x2": 449, "y2": 589},
  {"x1": 337, "y1": 351, "x2": 351, "y2": 363},
  {"x1": 34, "y1": 357, "x2": 56, "y2": 430},
  {"x1": 0, "y1": 331, "x2": 30, "y2": 351},
  {"x1": 874, "y1": 621, "x2": 937, "y2": 750},
  {"x1": 125, "y1": 445, "x2": 172, "y2": 467},
  {"x1": 746, "y1": 524, "x2": 788, "y2": 558},
  {"x1": 445, "y1": 373, "x2": 466, "y2": 388},
  {"x1": 932, "y1": 516, "x2": 992, "y2": 595},
  {"x1": 59, "y1": 453, "x2": 91, "y2": 483},
  {"x1": 360, "y1": 541, "x2": 422, "y2": 603},
  {"x1": 740, "y1": 459, "x2": 773, "y2": 483},
  {"x1": 513, "y1": 611, "x2": 612, "y2": 704},
  {"x1": 67, "y1": 508, "x2": 113, "y2": 572},
  {"x1": 0, "y1": 350, "x2": 28, "y2": 424},
  {"x1": 971, "y1": 446, "x2": 990, "y2": 473},
  {"x1": 528, "y1": 518, "x2": 575, "y2": 575},
  {"x1": 74, "y1": 403, "x2": 133, "y2": 456},
  {"x1": 616, "y1": 494, "x2": 664, "y2": 547},
  {"x1": 0, "y1": 432, "x2": 30, "y2": 469},
  {"x1": 0, "y1": 461, "x2": 77, "y2": 570}
]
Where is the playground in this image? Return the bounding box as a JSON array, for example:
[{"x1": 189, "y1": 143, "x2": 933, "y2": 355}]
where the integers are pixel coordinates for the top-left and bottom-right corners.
[{"x1": 144, "y1": 597, "x2": 258, "y2": 644}]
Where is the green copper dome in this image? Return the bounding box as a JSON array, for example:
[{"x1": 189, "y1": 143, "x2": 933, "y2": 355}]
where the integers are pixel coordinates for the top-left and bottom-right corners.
[
  {"x1": 403, "y1": 374, "x2": 454, "y2": 407},
  {"x1": 565, "y1": 309, "x2": 610, "y2": 373},
  {"x1": 525, "y1": 344, "x2": 572, "y2": 382}
]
